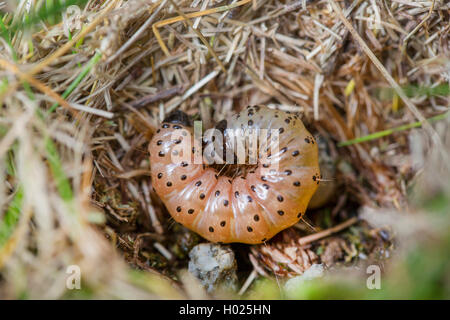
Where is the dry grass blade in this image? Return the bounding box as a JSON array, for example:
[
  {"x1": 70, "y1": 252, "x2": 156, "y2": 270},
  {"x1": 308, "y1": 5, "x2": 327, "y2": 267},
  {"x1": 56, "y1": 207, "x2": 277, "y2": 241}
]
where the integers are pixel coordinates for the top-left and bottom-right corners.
[
  {"x1": 297, "y1": 217, "x2": 358, "y2": 245},
  {"x1": 0, "y1": 0, "x2": 119, "y2": 102},
  {"x1": 402, "y1": 0, "x2": 436, "y2": 49},
  {"x1": 106, "y1": 0, "x2": 167, "y2": 64},
  {"x1": 328, "y1": 0, "x2": 450, "y2": 169},
  {"x1": 168, "y1": 0, "x2": 226, "y2": 73},
  {"x1": 0, "y1": 58, "x2": 78, "y2": 116},
  {"x1": 152, "y1": 0, "x2": 251, "y2": 56}
]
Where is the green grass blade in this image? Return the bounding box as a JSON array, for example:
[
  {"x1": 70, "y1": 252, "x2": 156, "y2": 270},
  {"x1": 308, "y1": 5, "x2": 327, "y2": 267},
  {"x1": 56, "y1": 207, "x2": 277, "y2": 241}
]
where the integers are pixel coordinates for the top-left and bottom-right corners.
[
  {"x1": 0, "y1": 18, "x2": 17, "y2": 61},
  {"x1": 45, "y1": 137, "x2": 73, "y2": 202},
  {"x1": 4, "y1": 0, "x2": 89, "y2": 35},
  {"x1": 46, "y1": 50, "x2": 102, "y2": 115},
  {"x1": 0, "y1": 16, "x2": 35, "y2": 99},
  {"x1": 0, "y1": 187, "x2": 23, "y2": 247},
  {"x1": 338, "y1": 111, "x2": 449, "y2": 147},
  {"x1": 377, "y1": 84, "x2": 450, "y2": 100},
  {"x1": 0, "y1": 105, "x2": 76, "y2": 251}
]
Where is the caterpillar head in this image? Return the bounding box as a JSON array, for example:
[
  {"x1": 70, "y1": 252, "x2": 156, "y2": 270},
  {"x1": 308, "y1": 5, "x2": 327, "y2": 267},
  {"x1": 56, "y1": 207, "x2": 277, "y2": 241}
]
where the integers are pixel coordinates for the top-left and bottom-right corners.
[{"x1": 163, "y1": 109, "x2": 192, "y2": 126}]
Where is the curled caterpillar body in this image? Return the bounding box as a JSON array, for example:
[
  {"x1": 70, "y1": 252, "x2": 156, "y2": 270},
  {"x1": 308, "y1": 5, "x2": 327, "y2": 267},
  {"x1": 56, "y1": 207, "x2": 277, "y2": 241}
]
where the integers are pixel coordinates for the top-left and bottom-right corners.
[{"x1": 149, "y1": 105, "x2": 320, "y2": 244}]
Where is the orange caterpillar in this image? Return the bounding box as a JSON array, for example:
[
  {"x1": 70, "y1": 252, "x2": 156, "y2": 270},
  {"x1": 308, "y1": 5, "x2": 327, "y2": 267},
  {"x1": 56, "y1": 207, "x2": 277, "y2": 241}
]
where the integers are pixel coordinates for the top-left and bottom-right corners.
[{"x1": 149, "y1": 105, "x2": 320, "y2": 244}]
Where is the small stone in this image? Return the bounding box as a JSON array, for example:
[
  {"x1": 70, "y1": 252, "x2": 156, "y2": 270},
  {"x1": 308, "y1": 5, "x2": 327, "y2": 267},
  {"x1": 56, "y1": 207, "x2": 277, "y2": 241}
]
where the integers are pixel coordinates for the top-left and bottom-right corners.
[{"x1": 188, "y1": 243, "x2": 238, "y2": 293}]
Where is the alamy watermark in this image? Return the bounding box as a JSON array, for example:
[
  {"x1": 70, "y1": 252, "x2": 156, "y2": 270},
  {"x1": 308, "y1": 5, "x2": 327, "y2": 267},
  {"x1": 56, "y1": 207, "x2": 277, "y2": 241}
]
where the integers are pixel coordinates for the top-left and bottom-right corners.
[
  {"x1": 165, "y1": 121, "x2": 281, "y2": 172},
  {"x1": 366, "y1": 265, "x2": 381, "y2": 290},
  {"x1": 66, "y1": 265, "x2": 81, "y2": 290}
]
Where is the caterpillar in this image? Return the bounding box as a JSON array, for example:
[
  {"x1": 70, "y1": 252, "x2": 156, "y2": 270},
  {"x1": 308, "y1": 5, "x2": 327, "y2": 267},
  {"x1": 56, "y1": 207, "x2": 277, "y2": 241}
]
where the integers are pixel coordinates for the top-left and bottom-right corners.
[{"x1": 149, "y1": 105, "x2": 320, "y2": 244}]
